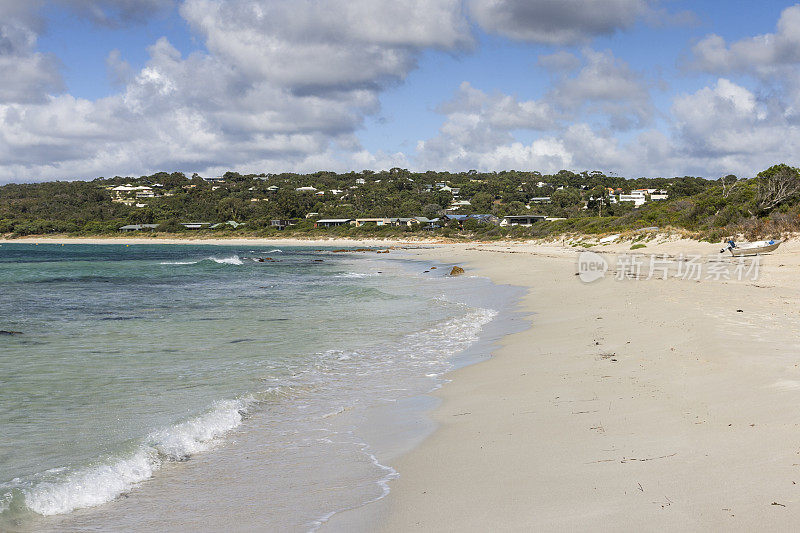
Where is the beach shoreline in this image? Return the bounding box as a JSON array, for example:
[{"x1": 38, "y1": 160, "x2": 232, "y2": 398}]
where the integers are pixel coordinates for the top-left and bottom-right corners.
[
  {"x1": 326, "y1": 238, "x2": 800, "y2": 531},
  {"x1": 8, "y1": 237, "x2": 800, "y2": 530}
]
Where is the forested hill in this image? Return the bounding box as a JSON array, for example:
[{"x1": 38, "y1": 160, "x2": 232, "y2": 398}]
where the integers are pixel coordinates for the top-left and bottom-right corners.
[{"x1": 1, "y1": 165, "x2": 799, "y2": 240}]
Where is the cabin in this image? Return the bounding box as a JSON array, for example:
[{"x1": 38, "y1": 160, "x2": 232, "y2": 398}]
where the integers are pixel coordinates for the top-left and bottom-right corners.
[
  {"x1": 315, "y1": 219, "x2": 353, "y2": 228},
  {"x1": 354, "y1": 218, "x2": 392, "y2": 227},
  {"x1": 270, "y1": 219, "x2": 297, "y2": 229},
  {"x1": 500, "y1": 215, "x2": 547, "y2": 227}
]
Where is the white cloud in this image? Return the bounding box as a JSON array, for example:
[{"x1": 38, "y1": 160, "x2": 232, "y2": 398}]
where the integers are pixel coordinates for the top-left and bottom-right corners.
[
  {"x1": 547, "y1": 49, "x2": 654, "y2": 130},
  {"x1": 416, "y1": 81, "x2": 563, "y2": 170},
  {"x1": 690, "y1": 5, "x2": 800, "y2": 76},
  {"x1": 0, "y1": 0, "x2": 471, "y2": 182},
  {"x1": 0, "y1": 5, "x2": 62, "y2": 104}
]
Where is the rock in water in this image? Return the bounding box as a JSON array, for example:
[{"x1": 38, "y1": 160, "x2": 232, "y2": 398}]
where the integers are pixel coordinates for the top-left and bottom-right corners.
[
  {"x1": 0, "y1": 330, "x2": 22, "y2": 336},
  {"x1": 449, "y1": 266, "x2": 465, "y2": 276}
]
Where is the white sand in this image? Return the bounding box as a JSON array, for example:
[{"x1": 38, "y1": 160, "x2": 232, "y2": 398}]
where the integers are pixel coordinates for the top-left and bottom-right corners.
[{"x1": 329, "y1": 237, "x2": 800, "y2": 531}]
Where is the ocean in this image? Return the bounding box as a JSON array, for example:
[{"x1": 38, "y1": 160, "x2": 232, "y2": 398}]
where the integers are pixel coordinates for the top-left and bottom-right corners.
[{"x1": 0, "y1": 243, "x2": 519, "y2": 531}]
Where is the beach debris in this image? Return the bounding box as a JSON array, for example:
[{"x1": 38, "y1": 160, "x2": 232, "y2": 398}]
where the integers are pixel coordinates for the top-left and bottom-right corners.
[
  {"x1": 620, "y1": 453, "x2": 677, "y2": 463},
  {"x1": 0, "y1": 330, "x2": 22, "y2": 336},
  {"x1": 449, "y1": 266, "x2": 465, "y2": 276},
  {"x1": 737, "y1": 309, "x2": 743, "y2": 312},
  {"x1": 772, "y1": 502, "x2": 786, "y2": 507},
  {"x1": 431, "y1": 266, "x2": 437, "y2": 269}
]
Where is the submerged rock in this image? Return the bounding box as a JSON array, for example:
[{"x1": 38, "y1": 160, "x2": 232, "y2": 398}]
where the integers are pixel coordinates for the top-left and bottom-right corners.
[
  {"x1": 449, "y1": 266, "x2": 465, "y2": 276},
  {"x1": 0, "y1": 330, "x2": 22, "y2": 336}
]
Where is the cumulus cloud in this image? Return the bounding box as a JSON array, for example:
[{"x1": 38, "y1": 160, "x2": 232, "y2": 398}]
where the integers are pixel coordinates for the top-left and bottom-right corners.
[
  {"x1": 0, "y1": 0, "x2": 470, "y2": 182},
  {"x1": 547, "y1": 49, "x2": 653, "y2": 129},
  {"x1": 416, "y1": 81, "x2": 563, "y2": 170},
  {"x1": 414, "y1": 75, "x2": 800, "y2": 178},
  {"x1": 0, "y1": 4, "x2": 63, "y2": 104},
  {"x1": 56, "y1": 0, "x2": 176, "y2": 26},
  {"x1": 468, "y1": 0, "x2": 648, "y2": 45},
  {"x1": 180, "y1": 0, "x2": 471, "y2": 93},
  {"x1": 690, "y1": 4, "x2": 800, "y2": 75}
]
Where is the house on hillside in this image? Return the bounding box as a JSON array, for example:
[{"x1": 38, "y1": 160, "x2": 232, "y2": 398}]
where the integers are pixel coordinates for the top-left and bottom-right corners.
[
  {"x1": 500, "y1": 215, "x2": 547, "y2": 227},
  {"x1": 354, "y1": 218, "x2": 392, "y2": 226},
  {"x1": 315, "y1": 219, "x2": 353, "y2": 228},
  {"x1": 270, "y1": 219, "x2": 297, "y2": 229}
]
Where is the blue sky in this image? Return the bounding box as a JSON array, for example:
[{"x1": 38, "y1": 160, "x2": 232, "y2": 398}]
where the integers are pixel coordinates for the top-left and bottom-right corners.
[{"x1": 3, "y1": 0, "x2": 800, "y2": 182}]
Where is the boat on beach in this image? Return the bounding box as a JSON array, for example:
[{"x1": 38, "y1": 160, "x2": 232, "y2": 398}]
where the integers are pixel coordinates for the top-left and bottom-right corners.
[{"x1": 722, "y1": 239, "x2": 783, "y2": 256}]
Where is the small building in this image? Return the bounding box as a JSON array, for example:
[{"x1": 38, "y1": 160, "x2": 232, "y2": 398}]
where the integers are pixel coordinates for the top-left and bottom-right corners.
[
  {"x1": 315, "y1": 219, "x2": 353, "y2": 228},
  {"x1": 203, "y1": 176, "x2": 225, "y2": 183},
  {"x1": 270, "y1": 219, "x2": 297, "y2": 229},
  {"x1": 354, "y1": 218, "x2": 392, "y2": 227},
  {"x1": 296, "y1": 186, "x2": 318, "y2": 193},
  {"x1": 500, "y1": 215, "x2": 547, "y2": 227},
  {"x1": 650, "y1": 190, "x2": 669, "y2": 200},
  {"x1": 529, "y1": 196, "x2": 551, "y2": 204},
  {"x1": 441, "y1": 214, "x2": 499, "y2": 227},
  {"x1": 119, "y1": 224, "x2": 159, "y2": 231},
  {"x1": 619, "y1": 193, "x2": 647, "y2": 208}
]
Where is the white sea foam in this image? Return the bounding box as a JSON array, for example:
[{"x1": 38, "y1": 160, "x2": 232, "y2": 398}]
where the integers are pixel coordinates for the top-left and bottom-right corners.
[
  {"x1": 334, "y1": 272, "x2": 379, "y2": 278},
  {"x1": 22, "y1": 398, "x2": 252, "y2": 516},
  {"x1": 160, "y1": 256, "x2": 244, "y2": 266},
  {"x1": 206, "y1": 256, "x2": 244, "y2": 265}
]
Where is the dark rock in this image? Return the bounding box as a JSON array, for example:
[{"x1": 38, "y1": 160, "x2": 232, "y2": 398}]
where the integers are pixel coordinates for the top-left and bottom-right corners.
[{"x1": 0, "y1": 331, "x2": 22, "y2": 336}]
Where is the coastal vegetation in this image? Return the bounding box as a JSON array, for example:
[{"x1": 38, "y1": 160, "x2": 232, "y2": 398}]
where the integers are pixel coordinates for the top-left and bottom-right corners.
[{"x1": 1, "y1": 165, "x2": 799, "y2": 241}]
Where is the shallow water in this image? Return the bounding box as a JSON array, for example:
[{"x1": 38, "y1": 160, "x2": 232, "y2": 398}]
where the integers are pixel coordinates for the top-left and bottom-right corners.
[{"x1": 0, "y1": 243, "x2": 518, "y2": 531}]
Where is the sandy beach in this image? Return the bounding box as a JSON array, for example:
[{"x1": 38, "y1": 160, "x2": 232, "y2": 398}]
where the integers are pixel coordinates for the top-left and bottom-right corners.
[
  {"x1": 6, "y1": 235, "x2": 800, "y2": 530},
  {"x1": 321, "y1": 237, "x2": 800, "y2": 531}
]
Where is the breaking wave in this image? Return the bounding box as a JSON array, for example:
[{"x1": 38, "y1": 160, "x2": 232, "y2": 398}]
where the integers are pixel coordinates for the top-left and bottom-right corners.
[
  {"x1": 6, "y1": 398, "x2": 252, "y2": 518},
  {"x1": 160, "y1": 256, "x2": 244, "y2": 266}
]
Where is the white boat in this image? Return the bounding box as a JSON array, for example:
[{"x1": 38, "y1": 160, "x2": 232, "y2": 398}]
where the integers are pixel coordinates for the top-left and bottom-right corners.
[{"x1": 722, "y1": 239, "x2": 782, "y2": 256}]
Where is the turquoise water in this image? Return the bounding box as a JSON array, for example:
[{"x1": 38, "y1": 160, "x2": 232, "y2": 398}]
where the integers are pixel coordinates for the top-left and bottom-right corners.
[{"x1": 0, "y1": 244, "x2": 511, "y2": 530}]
